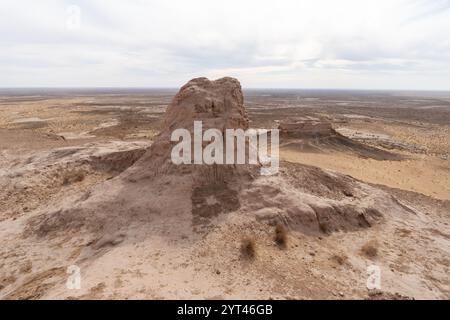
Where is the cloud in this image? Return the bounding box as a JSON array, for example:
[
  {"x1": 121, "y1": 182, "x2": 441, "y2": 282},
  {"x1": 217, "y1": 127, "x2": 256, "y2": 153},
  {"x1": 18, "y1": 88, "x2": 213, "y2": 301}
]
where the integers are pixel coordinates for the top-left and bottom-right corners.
[{"x1": 0, "y1": 0, "x2": 449, "y2": 89}]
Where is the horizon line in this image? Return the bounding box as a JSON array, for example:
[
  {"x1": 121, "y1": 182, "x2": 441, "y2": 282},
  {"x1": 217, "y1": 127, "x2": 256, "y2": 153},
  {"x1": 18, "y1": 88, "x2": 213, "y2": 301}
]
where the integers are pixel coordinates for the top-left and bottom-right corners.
[{"x1": 1, "y1": 86, "x2": 450, "y2": 93}]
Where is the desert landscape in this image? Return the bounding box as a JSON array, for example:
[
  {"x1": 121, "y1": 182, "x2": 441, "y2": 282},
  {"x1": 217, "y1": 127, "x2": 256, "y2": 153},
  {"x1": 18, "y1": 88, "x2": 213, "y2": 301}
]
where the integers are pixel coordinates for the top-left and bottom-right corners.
[{"x1": 0, "y1": 77, "x2": 448, "y2": 300}]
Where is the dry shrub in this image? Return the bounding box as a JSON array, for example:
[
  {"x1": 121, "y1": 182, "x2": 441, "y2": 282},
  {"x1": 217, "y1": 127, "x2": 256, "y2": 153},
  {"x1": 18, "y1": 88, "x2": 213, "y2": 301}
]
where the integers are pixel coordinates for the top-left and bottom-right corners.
[
  {"x1": 330, "y1": 253, "x2": 348, "y2": 265},
  {"x1": 62, "y1": 170, "x2": 85, "y2": 185},
  {"x1": 274, "y1": 224, "x2": 288, "y2": 248},
  {"x1": 240, "y1": 237, "x2": 256, "y2": 259},
  {"x1": 361, "y1": 240, "x2": 378, "y2": 258}
]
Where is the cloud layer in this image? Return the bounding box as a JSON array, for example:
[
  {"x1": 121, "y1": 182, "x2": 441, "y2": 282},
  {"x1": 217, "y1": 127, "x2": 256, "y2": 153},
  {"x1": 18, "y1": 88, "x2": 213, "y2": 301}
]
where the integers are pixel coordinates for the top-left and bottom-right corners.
[{"x1": 1, "y1": 0, "x2": 449, "y2": 89}]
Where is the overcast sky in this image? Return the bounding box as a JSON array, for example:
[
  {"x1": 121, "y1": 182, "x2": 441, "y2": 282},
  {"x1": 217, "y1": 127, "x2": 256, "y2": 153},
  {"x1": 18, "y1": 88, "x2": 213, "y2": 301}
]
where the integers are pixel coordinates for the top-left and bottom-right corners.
[{"x1": 1, "y1": 0, "x2": 450, "y2": 89}]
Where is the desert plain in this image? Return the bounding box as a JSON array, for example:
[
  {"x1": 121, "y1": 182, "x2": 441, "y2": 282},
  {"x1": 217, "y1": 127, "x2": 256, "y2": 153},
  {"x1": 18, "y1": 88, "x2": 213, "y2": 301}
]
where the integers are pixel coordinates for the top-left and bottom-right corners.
[{"x1": 0, "y1": 81, "x2": 449, "y2": 299}]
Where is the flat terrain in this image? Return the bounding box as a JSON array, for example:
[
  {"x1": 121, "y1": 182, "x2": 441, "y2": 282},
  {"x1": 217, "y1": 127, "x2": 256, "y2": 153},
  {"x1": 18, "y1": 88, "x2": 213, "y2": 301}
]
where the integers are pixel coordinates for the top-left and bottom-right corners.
[
  {"x1": 0, "y1": 88, "x2": 449, "y2": 299},
  {"x1": 2, "y1": 89, "x2": 448, "y2": 199},
  {"x1": 245, "y1": 89, "x2": 450, "y2": 200}
]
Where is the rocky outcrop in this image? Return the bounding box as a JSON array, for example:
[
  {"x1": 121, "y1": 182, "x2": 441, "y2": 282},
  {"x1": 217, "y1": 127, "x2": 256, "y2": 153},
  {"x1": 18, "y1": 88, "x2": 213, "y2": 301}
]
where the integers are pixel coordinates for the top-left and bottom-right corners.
[
  {"x1": 125, "y1": 77, "x2": 255, "y2": 180},
  {"x1": 26, "y1": 77, "x2": 413, "y2": 240},
  {"x1": 279, "y1": 117, "x2": 405, "y2": 161},
  {"x1": 164, "y1": 77, "x2": 249, "y2": 132},
  {"x1": 0, "y1": 141, "x2": 149, "y2": 221},
  {"x1": 279, "y1": 117, "x2": 335, "y2": 138}
]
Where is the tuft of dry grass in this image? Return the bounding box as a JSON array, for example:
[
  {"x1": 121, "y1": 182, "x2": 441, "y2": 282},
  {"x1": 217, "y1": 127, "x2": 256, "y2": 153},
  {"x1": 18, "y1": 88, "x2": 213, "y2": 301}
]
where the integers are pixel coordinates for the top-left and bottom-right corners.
[
  {"x1": 274, "y1": 224, "x2": 288, "y2": 248},
  {"x1": 240, "y1": 237, "x2": 256, "y2": 259},
  {"x1": 361, "y1": 240, "x2": 378, "y2": 258},
  {"x1": 62, "y1": 170, "x2": 85, "y2": 185},
  {"x1": 330, "y1": 253, "x2": 348, "y2": 265}
]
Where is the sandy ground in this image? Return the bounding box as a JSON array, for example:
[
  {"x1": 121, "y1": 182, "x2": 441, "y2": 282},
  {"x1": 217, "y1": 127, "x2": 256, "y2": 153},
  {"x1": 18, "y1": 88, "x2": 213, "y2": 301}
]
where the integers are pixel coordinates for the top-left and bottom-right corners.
[
  {"x1": 0, "y1": 88, "x2": 449, "y2": 300},
  {"x1": 281, "y1": 151, "x2": 450, "y2": 200}
]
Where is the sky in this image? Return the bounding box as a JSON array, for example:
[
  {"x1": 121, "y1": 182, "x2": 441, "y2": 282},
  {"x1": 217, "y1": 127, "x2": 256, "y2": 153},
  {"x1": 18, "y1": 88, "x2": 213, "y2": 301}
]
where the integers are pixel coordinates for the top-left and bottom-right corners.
[{"x1": 1, "y1": 0, "x2": 450, "y2": 90}]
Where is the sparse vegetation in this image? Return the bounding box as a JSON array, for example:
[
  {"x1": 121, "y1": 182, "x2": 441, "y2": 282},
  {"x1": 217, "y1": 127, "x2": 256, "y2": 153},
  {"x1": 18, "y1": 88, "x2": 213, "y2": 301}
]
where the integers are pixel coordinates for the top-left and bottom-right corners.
[
  {"x1": 2, "y1": 73, "x2": 449, "y2": 300},
  {"x1": 240, "y1": 237, "x2": 256, "y2": 259},
  {"x1": 361, "y1": 240, "x2": 378, "y2": 258},
  {"x1": 330, "y1": 253, "x2": 348, "y2": 265},
  {"x1": 62, "y1": 170, "x2": 85, "y2": 185},
  {"x1": 274, "y1": 224, "x2": 288, "y2": 248}
]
